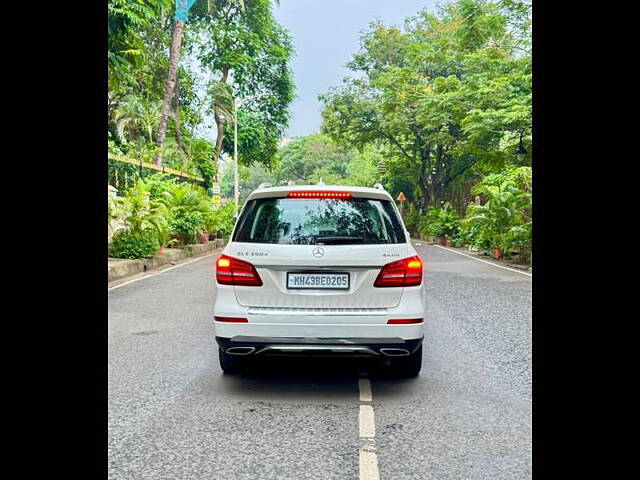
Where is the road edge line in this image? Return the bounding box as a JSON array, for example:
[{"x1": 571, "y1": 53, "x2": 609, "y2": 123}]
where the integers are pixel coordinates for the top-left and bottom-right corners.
[
  {"x1": 108, "y1": 251, "x2": 220, "y2": 291},
  {"x1": 431, "y1": 244, "x2": 532, "y2": 277}
]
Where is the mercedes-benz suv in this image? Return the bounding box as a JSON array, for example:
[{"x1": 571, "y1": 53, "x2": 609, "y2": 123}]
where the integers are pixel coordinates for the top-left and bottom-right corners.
[{"x1": 213, "y1": 184, "x2": 425, "y2": 376}]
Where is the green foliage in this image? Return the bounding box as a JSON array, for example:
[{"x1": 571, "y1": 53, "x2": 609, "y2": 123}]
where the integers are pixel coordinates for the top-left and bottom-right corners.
[
  {"x1": 206, "y1": 202, "x2": 236, "y2": 238},
  {"x1": 404, "y1": 204, "x2": 421, "y2": 237},
  {"x1": 172, "y1": 211, "x2": 205, "y2": 243},
  {"x1": 109, "y1": 230, "x2": 160, "y2": 259},
  {"x1": 159, "y1": 182, "x2": 214, "y2": 243},
  {"x1": 320, "y1": 0, "x2": 531, "y2": 211},
  {"x1": 418, "y1": 204, "x2": 461, "y2": 238},
  {"x1": 275, "y1": 134, "x2": 355, "y2": 184},
  {"x1": 269, "y1": 134, "x2": 381, "y2": 188},
  {"x1": 502, "y1": 219, "x2": 531, "y2": 260},
  {"x1": 194, "y1": 0, "x2": 295, "y2": 168},
  {"x1": 221, "y1": 162, "x2": 275, "y2": 202},
  {"x1": 462, "y1": 177, "x2": 531, "y2": 252},
  {"x1": 119, "y1": 179, "x2": 171, "y2": 247}
]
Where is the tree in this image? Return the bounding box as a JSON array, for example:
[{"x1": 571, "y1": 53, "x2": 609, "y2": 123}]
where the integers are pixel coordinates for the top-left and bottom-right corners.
[
  {"x1": 274, "y1": 134, "x2": 356, "y2": 184},
  {"x1": 194, "y1": 0, "x2": 294, "y2": 170},
  {"x1": 319, "y1": 0, "x2": 531, "y2": 213},
  {"x1": 154, "y1": 0, "x2": 198, "y2": 165}
]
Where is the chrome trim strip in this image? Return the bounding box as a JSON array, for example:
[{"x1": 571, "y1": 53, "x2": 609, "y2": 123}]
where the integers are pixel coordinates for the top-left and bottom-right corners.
[
  {"x1": 248, "y1": 307, "x2": 388, "y2": 316},
  {"x1": 254, "y1": 345, "x2": 380, "y2": 356}
]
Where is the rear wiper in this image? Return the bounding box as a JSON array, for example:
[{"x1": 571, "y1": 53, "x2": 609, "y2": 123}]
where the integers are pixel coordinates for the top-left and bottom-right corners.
[{"x1": 316, "y1": 236, "x2": 365, "y2": 244}]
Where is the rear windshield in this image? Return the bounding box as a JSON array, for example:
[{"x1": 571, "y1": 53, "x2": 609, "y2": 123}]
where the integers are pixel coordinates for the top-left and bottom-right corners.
[{"x1": 233, "y1": 197, "x2": 406, "y2": 245}]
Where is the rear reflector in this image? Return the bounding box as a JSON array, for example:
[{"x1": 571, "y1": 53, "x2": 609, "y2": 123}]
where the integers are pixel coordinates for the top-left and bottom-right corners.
[
  {"x1": 216, "y1": 255, "x2": 263, "y2": 286},
  {"x1": 387, "y1": 318, "x2": 423, "y2": 324},
  {"x1": 374, "y1": 256, "x2": 423, "y2": 287},
  {"x1": 287, "y1": 191, "x2": 352, "y2": 199},
  {"x1": 214, "y1": 316, "x2": 248, "y2": 323}
]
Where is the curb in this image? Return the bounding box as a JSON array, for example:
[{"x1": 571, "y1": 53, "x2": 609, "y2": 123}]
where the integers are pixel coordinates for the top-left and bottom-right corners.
[
  {"x1": 412, "y1": 238, "x2": 532, "y2": 272},
  {"x1": 108, "y1": 239, "x2": 227, "y2": 283}
]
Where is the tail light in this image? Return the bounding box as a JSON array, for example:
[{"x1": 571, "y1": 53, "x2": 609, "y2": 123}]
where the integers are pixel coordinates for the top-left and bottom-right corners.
[
  {"x1": 216, "y1": 255, "x2": 263, "y2": 286},
  {"x1": 374, "y1": 256, "x2": 423, "y2": 287}
]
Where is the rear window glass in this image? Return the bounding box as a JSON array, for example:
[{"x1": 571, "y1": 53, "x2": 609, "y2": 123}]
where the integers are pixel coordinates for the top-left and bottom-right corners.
[{"x1": 233, "y1": 197, "x2": 406, "y2": 245}]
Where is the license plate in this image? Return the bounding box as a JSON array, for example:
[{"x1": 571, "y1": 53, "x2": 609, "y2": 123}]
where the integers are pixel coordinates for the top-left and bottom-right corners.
[{"x1": 287, "y1": 272, "x2": 350, "y2": 290}]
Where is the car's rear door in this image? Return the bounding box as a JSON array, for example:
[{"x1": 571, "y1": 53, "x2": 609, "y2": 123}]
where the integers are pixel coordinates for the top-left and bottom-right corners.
[{"x1": 229, "y1": 190, "x2": 409, "y2": 309}]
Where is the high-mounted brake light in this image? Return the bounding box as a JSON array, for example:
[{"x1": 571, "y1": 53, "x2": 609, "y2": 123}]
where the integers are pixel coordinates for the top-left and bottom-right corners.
[
  {"x1": 287, "y1": 191, "x2": 352, "y2": 199},
  {"x1": 374, "y1": 256, "x2": 423, "y2": 288},
  {"x1": 216, "y1": 255, "x2": 263, "y2": 286}
]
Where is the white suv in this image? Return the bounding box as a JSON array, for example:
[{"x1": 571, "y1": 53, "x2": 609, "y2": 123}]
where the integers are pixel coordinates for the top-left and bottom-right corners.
[{"x1": 213, "y1": 184, "x2": 425, "y2": 376}]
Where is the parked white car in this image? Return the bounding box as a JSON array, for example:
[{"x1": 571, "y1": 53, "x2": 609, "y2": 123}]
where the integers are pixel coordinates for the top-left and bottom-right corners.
[{"x1": 213, "y1": 184, "x2": 425, "y2": 376}]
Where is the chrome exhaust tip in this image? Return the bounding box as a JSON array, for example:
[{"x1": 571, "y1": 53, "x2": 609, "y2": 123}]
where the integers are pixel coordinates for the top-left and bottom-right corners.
[
  {"x1": 226, "y1": 346, "x2": 255, "y2": 355},
  {"x1": 379, "y1": 348, "x2": 410, "y2": 357}
]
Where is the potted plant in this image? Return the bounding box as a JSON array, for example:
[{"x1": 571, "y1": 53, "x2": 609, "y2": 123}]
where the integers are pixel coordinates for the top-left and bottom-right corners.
[{"x1": 197, "y1": 230, "x2": 209, "y2": 244}]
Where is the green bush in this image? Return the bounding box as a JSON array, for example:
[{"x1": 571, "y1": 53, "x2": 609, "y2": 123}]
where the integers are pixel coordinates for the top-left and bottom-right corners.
[
  {"x1": 206, "y1": 202, "x2": 236, "y2": 238},
  {"x1": 109, "y1": 230, "x2": 159, "y2": 259},
  {"x1": 464, "y1": 181, "x2": 531, "y2": 250},
  {"x1": 403, "y1": 204, "x2": 421, "y2": 237},
  {"x1": 418, "y1": 204, "x2": 461, "y2": 238},
  {"x1": 119, "y1": 179, "x2": 170, "y2": 248},
  {"x1": 172, "y1": 211, "x2": 204, "y2": 244},
  {"x1": 159, "y1": 183, "x2": 212, "y2": 241},
  {"x1": 502, "y1": 220, "x2": 532, "y2": 261}
]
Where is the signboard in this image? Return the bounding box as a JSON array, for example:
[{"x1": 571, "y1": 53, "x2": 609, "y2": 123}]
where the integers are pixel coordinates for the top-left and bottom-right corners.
[
  {"x1": 212, "y1": 194, "x2": 221, "y2": 205},
  {"x1": 397, "y1": 192, "x2": 407, "y2": 202},
  {"x1": 210, "y1": 183, "x2": 221, "y2": 195}
]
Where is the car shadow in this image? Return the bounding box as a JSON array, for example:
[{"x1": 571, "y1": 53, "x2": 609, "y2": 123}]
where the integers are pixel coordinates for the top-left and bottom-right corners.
[{"x1": 217, "y1": 356, "x2": 421, "y2": 403}]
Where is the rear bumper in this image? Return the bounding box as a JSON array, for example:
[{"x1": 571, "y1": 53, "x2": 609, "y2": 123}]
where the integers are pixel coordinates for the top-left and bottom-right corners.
[{"x1": 216, "y1": 335, "x2": 423, "y2": 357}]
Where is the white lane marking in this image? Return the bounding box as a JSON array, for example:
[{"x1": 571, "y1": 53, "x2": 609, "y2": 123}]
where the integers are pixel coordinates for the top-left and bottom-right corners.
[
  {"x1": 359, "y1": 449, "x2": 380, "y2": 480},
  {"x1": 431, "y1": 244, "x2": 532, "y2": 277},
  {"x1": 359, "y1": 405, "x2": 376, "y2": 438},
  {"x1": 358, "y1": 378, "x2": 372, "y2": 402},
  {"x1": 108, "y1": 251, "x2": 220, "y2": 291}
]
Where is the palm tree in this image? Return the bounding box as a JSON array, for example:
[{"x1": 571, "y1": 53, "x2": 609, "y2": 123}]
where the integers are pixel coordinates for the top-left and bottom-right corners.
[{"x1": 114, "y1": 95, "x2": 162, "y2": 144}]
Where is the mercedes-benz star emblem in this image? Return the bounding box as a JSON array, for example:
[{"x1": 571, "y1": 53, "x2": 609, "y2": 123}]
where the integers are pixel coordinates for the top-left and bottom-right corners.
[{"x1": 312, "y1": 247, "x2": 324, "y2": 258}]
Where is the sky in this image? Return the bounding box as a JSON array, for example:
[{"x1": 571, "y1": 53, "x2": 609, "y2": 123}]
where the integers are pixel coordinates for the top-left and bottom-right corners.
[{"x1": 273, "y1": 0, "x2": 439, "y2": 139}]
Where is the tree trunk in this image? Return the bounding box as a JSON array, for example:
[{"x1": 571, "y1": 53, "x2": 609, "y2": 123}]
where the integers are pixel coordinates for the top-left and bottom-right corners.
[
  {"x1": 417, "y1": 149, "x2": 431, "y2": 211},
  {"x1": 212, "y1": 67, "x2": 230, "y2": 167},
  {"x1": 154, "y1": 20, "x2": 186, "y2": 166}
]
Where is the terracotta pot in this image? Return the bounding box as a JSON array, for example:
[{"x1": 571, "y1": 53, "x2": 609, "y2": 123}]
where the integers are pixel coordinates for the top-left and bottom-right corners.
[
  {"x1": 197, "y1": 231, "x2": 209, "y2": 244},
  {"x1": 157, "y1": 247, "x2": 164, "y2": 255},
  {"x1": 443, "y1": 236, "x2": 452, "y2": 247},
  {"x1": 438, "y1": 237, "x2": 446, "y2": 246},
  {"x1": 492, "y1": 246, "x2": 503, "y2": 259}
]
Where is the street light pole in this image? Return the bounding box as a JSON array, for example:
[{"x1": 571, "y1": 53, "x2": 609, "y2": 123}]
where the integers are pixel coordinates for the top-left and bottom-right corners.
[{"x1": 234, "y1": 98, "x2": 239, "y2": 219}]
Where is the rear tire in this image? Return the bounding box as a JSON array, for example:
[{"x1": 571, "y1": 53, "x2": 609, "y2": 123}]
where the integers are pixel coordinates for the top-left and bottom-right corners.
[
  {"x1": 219, "y1": 347, "x2": 243, "y2": 374},
  {"x1": 391, "y1": 344, "x2": 422, "y2": 377}
]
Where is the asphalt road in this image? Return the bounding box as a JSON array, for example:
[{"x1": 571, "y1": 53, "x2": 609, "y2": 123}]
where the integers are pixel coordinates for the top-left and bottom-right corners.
[{"x1": 108, "y1": 243, "x2": 532, "y2": 479}]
